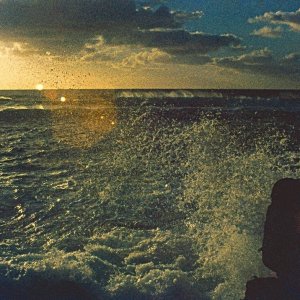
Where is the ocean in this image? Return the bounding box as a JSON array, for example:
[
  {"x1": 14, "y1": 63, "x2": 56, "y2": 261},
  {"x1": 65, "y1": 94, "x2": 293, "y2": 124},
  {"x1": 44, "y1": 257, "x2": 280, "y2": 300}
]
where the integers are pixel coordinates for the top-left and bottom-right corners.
[{"x1": 1, "y1": 89, "x2": 300, "y2": 299}]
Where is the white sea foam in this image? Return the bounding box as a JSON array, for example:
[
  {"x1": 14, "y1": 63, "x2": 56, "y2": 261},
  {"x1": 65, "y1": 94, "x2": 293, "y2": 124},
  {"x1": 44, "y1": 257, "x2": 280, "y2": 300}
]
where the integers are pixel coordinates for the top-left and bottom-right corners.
[
  {"x1": 1, "y1": 90, "x2": 300, "y2": 300},
  {"x1": 0, "y1": 96, "x2": 12, "y2": 100},
  {"x1": 0, "y1": 106, "x2": 28, "y2": 111},
  {"x1": 0, "y1": 105, "x2": 47, "y2": 112},
  {"x1": 117, "y1": 90, "x2": 223, "y2": 99}
]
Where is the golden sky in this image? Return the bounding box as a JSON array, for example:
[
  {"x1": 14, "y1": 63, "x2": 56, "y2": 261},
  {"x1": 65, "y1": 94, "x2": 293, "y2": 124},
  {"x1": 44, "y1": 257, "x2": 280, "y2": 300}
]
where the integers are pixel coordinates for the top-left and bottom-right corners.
[{"x1": 0, "y1": 0, "x2": 300, "y2": 89}]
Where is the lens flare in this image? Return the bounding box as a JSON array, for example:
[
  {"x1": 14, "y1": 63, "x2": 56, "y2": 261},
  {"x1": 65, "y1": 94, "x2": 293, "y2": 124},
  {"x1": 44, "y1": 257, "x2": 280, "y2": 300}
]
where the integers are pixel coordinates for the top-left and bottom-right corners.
[{"x1": 42, "y1": 90, "x2": 117, "y2": 148}]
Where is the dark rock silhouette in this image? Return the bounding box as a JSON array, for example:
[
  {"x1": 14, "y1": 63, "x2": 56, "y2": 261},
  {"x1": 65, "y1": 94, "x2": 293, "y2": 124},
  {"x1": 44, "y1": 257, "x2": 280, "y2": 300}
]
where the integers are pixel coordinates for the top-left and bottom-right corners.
[
  {"x1": 244, "y1": 277, "x2": 284, "y2": 300},
  {"x1": 244, "y1": 178, "x2": 300, "y2": 300}
]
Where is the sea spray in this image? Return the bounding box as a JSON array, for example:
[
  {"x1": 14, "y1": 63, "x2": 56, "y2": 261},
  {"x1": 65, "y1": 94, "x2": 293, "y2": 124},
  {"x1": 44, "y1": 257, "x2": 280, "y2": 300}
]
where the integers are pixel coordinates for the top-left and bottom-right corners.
[
  {"x1": 1, "y1": 90, "x2": 300, "y2": 299},
  {"x1": 180, "y1": 119, "x2": 300, "y2": 299}
]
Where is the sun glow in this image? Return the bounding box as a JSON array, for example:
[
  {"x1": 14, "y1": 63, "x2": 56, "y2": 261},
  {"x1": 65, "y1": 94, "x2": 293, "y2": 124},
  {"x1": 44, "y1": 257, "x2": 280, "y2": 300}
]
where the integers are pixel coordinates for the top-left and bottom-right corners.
[{"x1": 35, "y1": 84, "x2": 44, "y2": 91}]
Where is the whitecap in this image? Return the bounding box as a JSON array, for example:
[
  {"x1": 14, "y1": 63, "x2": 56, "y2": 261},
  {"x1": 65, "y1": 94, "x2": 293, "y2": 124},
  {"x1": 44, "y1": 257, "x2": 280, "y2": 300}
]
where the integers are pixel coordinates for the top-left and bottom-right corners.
[
  {"x1": 117, "y1": 90, "x2": 224, "y2": 99},
  {"x1": 0, "y1": 106, "x2": 28, "y2": 112},
  {"x1": 0, "y1": 96, "x2": 12, "y2": 100}
]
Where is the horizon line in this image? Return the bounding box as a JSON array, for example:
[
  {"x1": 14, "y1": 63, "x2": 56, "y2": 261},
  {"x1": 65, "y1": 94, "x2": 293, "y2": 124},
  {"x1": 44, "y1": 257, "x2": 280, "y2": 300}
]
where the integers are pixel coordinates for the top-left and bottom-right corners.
[{"x1": 1, "y1": 88, "x2": 300, "y2": 92}]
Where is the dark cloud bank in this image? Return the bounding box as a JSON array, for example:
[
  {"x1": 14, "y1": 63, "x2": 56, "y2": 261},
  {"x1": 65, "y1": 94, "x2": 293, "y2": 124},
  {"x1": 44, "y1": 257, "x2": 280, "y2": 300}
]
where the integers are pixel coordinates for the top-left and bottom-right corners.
[
  {"x1": 1, "y1": 0, "x2": 298, "y2": 80},
  {"x1": 214, "y1": 48, "x2": 300, "y2": 79},
  {"x1": 0, "y1": 0, "x2": 241, "y2": 57}
]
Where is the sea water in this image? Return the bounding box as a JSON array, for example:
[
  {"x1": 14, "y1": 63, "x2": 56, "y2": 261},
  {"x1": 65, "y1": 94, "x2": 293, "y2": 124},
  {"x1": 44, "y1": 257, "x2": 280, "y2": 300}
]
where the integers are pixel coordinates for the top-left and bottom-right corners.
[{"x1": 0, "y1": 89, "x2": 300, "y2": 299}]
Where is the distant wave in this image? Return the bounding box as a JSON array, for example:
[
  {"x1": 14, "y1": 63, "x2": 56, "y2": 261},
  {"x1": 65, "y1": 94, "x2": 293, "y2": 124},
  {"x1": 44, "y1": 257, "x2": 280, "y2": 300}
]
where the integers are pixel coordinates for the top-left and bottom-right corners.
[
  {"x1": 117, "y1": 90, "x2": 224, "y2": 99},
  {"x1": 0, "y1": 105, "x2": 46, "y2": 113},
  {"x1": 117, "y1": 90, "x2": 300, "y2": 102},
  {"x1": 0, "y1": 96, "x2": 12, "y2": 100},
  {"x1": 0, "y1": 106, "x2": 29, "y2": 111}
]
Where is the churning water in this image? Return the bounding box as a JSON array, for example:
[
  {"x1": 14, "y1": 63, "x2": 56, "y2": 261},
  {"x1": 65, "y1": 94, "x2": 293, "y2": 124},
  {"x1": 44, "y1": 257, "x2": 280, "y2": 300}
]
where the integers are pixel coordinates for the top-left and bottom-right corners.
[{"x1": 1, "y1": 89, "x2": 300, "y2": 299}]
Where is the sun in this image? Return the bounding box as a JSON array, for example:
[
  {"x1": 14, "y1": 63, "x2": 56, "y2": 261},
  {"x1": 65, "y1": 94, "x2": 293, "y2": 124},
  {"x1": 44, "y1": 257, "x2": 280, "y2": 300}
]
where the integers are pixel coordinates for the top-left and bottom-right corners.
[{"x1": 35, "y1": 83, "x2": 44, "y2": 91}]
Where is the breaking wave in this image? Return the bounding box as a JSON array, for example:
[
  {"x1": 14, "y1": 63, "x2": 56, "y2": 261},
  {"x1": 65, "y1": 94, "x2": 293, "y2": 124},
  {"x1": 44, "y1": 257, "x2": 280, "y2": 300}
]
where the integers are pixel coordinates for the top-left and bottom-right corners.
[{"x1": 1, "y1": 90, "x2": 300, "y2": 299}]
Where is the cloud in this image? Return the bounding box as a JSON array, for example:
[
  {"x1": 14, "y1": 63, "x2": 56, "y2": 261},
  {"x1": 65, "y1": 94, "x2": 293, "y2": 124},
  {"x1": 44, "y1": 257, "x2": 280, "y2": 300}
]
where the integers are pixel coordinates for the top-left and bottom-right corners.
[
  {"x1": 251, "y1": 26, "x2": 283, "y2": 38},
  {"x1": 172, "y1": 54, "x2": 212, "y2": 65},
  {"x1": 282, "y1": 52, "x2": 300, "y2": 64},
  {"x1": 0, "y1": 0, "x2": 241, "y2": 66},
  {"x1": 110, "y1": 29, "x2": 241, "y2": 55},
  {"x1": 249, "y1": 8, "x2": 300, "y2": 32},
  {"x1": 137, "y1": 2, "x2": 203, "y2": 24},
  {"x1": 79, "y1": 30, "x2": 240, "y2": 67},
  {"x1": 214, "y1": 48, "x2": 300, "y2": 79},
  {"x1": 80, "y1": 35, "x2": 213, "y2": 68},
  {"x1": 0, "y1": 0, "x2": 179, "y2": 31},
  {"x1": 116, "y1": 50, "x2": 212, "y2": 68},
  {"x1": 80, "y1": 35, "x2": 171, "y2": 67},
  {"x1": 138, "y1": 0, "x2": 169, "y2": 7},
  {"x1": 172, "y1": 10, "x2": 204, "y2": 22},
  {"x1": 0, "y1": 41, "x2": 40, "y2": 57},
  {"x1": 215, "y1": 48, "x2": 274, "y2": 66},
  {"x1": 0, "y1": 0, "x2": 137, "y2": 29},
  {"x1": 118, "y1": 48, "x2": 172, "y2": 67},
  {"x1": 80, "y1": 36, "x2": 131, "y2": 62}
]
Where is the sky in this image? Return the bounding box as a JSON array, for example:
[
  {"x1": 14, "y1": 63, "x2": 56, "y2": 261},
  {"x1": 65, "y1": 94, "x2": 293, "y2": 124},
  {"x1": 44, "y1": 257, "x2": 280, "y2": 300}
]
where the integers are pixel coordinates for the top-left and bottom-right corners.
[{"x1": 0, "y1": 0, "x2": 300, "y2": 89}]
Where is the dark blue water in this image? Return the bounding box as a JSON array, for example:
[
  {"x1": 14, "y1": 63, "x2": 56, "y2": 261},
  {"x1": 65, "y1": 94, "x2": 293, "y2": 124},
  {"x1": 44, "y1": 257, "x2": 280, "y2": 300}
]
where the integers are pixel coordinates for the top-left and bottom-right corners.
[{"x1": 1, "y1": 89, "x2": 300, "y2": 299}]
